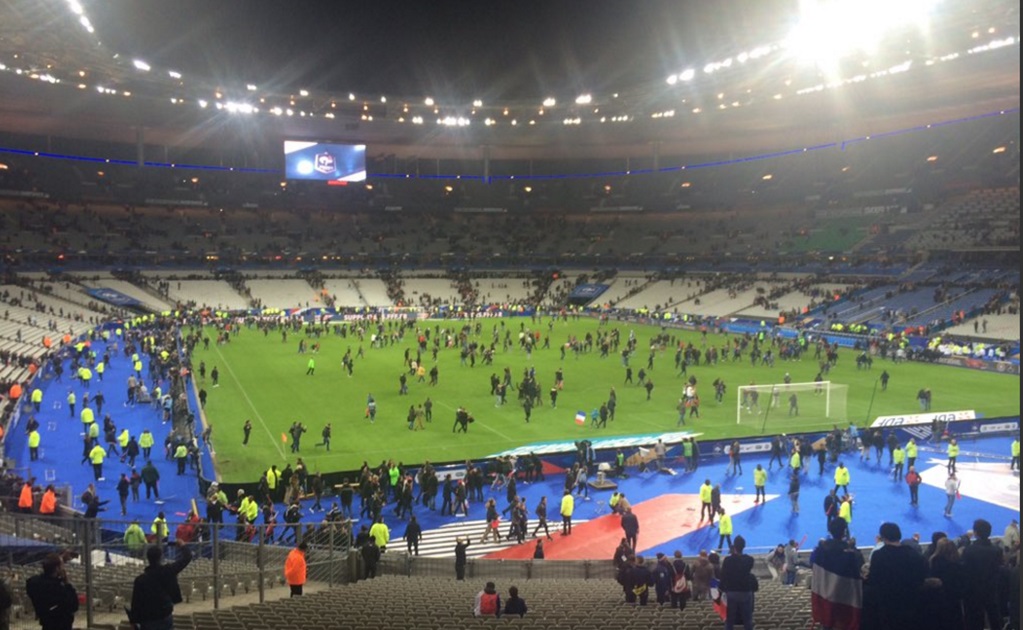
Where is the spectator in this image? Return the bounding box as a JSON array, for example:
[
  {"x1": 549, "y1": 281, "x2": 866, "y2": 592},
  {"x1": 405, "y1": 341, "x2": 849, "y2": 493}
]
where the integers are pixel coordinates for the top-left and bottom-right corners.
[
  {"x1": 811, "y1": 517, "x2": 864, "y2": 630},
  {"x1": 24, "y1": 554, "x2": 79, "y2": 630},
  {"x1": 921, "y1": 538, "x2": 967, "y2": 630},
  {"x1": 503, "y1": 585, "x2": 527, "y2": 618},
  {"x1": 473, "y1": 581, "x2": 501, "y2": 617},
  {"x1": 719, "y1": 535, "x2": 756, "y2": 630},
  {"x1": 863, "y1": 522, "x2": 931, "y2": 630},
  {"x1": 960, "y1": 519, "x2": 1004, "y2": 630},
  {"x1": 129, "y1": 540, "x2": 192, "y2": 630}
]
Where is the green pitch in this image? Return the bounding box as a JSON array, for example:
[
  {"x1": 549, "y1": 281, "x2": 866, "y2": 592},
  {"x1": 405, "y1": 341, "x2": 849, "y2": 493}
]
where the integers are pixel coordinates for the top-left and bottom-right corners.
[{"x1": 191, "y1": 318, "x2": 1021, "y2": 482}]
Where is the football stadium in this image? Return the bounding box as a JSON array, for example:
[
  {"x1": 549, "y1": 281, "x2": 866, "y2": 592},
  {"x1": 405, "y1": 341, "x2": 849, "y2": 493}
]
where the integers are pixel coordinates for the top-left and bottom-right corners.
[{"x1": 0, "y1": 1, "x2": 1019, "y2": 629}]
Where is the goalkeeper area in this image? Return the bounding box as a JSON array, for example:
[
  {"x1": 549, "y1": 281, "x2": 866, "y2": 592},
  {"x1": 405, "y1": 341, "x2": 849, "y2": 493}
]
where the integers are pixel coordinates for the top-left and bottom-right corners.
[{"x1": 737, "y1": 381, "x2": 848, "y2": 430}]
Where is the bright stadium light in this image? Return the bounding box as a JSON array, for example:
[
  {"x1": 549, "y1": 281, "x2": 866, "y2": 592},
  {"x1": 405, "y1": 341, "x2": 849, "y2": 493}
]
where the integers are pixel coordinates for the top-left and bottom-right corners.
[
  {"x1": 168, "y1": 70, "x2": 182, "y2": 79},
  {"x1": 542, "y1": 97, "x2": 556, "y2": 107},
  {"x1": 575, "y1": 94, "x2": 592, "y2": 105},
  {"x1": 132, "y1": 59, "x2": 151, "y2": 72},
  {"x1": 679, "y1": 68, "x2": 695, "y2": 81},
  {"x1": 785, "y1": 0, "x2": 940, "y2": 70}
]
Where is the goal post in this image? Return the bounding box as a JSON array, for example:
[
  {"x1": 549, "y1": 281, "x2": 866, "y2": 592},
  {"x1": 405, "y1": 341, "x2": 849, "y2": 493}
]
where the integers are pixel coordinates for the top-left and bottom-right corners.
[{"x1": 737, "y1": 381, "x2": 848, "y2": 426}]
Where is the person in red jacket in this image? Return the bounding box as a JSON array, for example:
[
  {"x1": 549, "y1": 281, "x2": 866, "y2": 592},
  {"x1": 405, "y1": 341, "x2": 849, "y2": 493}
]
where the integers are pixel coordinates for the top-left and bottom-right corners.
[
  {"x1": 474, "y1": 581, "x2": 501, "y2": 617},
  {"x1": 905, "y1": 466, "x2": 922, "y2": 506},
  {"x1": 18, "y1": 478, "x2": 35, "y2": 513},
  {"x1": 284, "y1": 541, "x2": 308, "y2": 597}
]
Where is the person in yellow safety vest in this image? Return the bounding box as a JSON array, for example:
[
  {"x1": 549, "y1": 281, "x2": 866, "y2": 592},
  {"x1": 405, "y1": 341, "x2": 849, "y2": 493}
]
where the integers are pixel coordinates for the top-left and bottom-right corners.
[
  {"x1": 369, "y1": 516, "x2": 390, "y2": 551},
  {"x1": 609, "y1": 491, "x2": 621, "y2": 513},
  {"x1": 117, "y1": 429, "x2": 131, "y2": 453},
  {"x1": 174, "y1": 443, "x2": 189, "y2": 475},
  {"x1": 790, "y1": 449, "x2": 802, "y2": 475},
  {"x1": 266, "y1": 465, "x2": 281, "y2": 501},
  {"x1": 1012, "y1": 437, "x2": 1020, "y2": 472},
  {"x1": 753, "y1": 464, "x2": 767, "y2": 504},
  {"x1": 717, "y1": 508, "x2": 734, "y2": 552},
  {"x1": 28, "y1": 429, "x2": 41, "y2": 461},
  {"x1": 906, "y1": 438, "x2": 918, "y2": 469},
  {"x1": 560, "y1": 489, "x2": 575, "y2": 535},
  {"x1": 30, "y1": 387, "x2": 43, "y2": 412},
  {"x1": 81, "y1": 405, "x2": 95, "y2": 427},
  {"x1": 946, "y1": 439, "x2": 959, "y2": 474},
  {"x1": 79, "y1": 366, "x2": 92, "y2": 388},
  {"x1": 133, "y1": 360, "x2": 143, "y2": 377},
  {"x1": 699, "y1": 480, "x2": 714, "y2": 522},
  {"x1": 833, "y1": 462, "x2": 851, "y2": 496},
  {"x1": 88, "y1": 442, "x2": 107, "y2": 481},
  {"x1": 67, "y1": 390, "x2": 76, "y2": 418},
  {"x1": 87, "y1": 421, "x2": 100, "y2": 441},
  {"x1": 151, "y1": 511, "x2": 169, "y2": 542},
  {"x1": 139, "y1": 429, "x2": 155, "y2": 460},
  {"x1": 838, "y1": 495, "x2": 852, "y2": 525},
  {"x1": 892, "y1": 446, "x2": 906, "y2": 481}
]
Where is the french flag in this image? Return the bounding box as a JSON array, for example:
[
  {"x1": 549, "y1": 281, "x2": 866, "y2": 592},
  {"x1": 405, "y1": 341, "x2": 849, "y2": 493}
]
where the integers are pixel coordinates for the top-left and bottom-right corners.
[
  {"x1": 574, "y1": 411, "x2": 586, "y2": 426},
  {"x1": 811, "y1": 543, "x2": 863, "y2": 630}
]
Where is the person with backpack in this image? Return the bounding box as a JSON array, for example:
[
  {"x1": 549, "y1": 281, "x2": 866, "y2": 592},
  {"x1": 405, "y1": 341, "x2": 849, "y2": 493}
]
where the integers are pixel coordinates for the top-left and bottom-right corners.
[
  {"x1": 473, "y1": 581, "x2": 501, "y2": 617},
  {"x1": 670, "y1": 550, "x2": 692, "y2": 610}
]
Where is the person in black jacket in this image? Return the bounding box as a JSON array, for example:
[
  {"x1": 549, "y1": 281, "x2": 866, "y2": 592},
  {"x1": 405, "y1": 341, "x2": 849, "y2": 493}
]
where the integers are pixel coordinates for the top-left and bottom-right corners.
[
  {"x1": 25, "y1": 554, "x2": 79, "y2": 630},
  {"x1": 720, "y1": 536, "x2": 756, "y2": 629},
  {"x1": 129, "y1": 540, "x2": 192, "y2": 630},
  {"x1": 626, "y1": 556, "x2": 655, "y2": 605},
  {"x1": 404, "y1": 515, "x2": 423, "y2": 556},
  {"x1": 960, "y1": 519, "x2": 1005, "y2": 630},
  {"x1": 454, "y1": 537, "x2": 471, "y2": 580}
]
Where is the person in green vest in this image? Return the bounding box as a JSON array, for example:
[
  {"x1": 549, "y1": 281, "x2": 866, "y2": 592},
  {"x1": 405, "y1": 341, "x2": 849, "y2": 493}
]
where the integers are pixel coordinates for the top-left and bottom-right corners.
[
  {"x1": 682, "y1": 439, "x2": 694, "y2": 472},
  {"x1": 28, "y1": 428, "x2": 41, "y2": 461},
  {"x1": 838, "y1": 495, "x2": 852, "y2": 526},
  {"x1": 892, "y1": 445, "x2": 905, "y2": 481},
  {"x1": 699, "y1": 480, "x2": 714, "y2": 523},
  {"x1": 88, "y1": 442, "x2": 107, "y2": 481},
  {"x1": 30, "y1": 388, "x2": 43, "y2": 412},
  {"x1": 1011, "y1": 437, "x2": 1019, "y2": 472},
  {"x1": 306, "y1": 357, "x2": 315, "y2": 376},
  {"x1": 151, "y1": 512, "x2": 169, "y2": 542},
  {"x1": 790, "y1": 448, "x2": 802, "y2": 475},
  {"x1": 753, "y1": 464, "x2": 767, "y2": 504},
  {"x1": 614, "y1": 449, "x2": 626, "y2": 477},
  {"x1": 95, "y1": 361, "x2": 104, "y2": 382},
  {"x1": 67, "y1": 390, "x2": 76, "y2": 418},
  {"x1": 124, "y1": 520, "x2": 147, "y2": 557},
  {"x1": 906, "y1": 438, "x2": 918, "y2": 469},
  {"x1": 138, "y1": 429, "x2": 155, "y2": 460},
  {"x1": 834, "y1": 462, "x2": 851, "y2": 496},
  {"x1": 716, "y1": 507, "x2": 734, "y2": 552},
  {"x1": 174, "y1": 442, "x2": 189, "y2": 475},
  {"x1": 947, "y1": 439, "x2": 960, "y2": 474}
]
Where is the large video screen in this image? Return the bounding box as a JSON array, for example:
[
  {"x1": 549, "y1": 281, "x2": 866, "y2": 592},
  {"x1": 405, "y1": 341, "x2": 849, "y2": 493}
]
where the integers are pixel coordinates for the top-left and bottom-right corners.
[{"x1": 283, "y1": 141, "x2": 367, "y2": 182}]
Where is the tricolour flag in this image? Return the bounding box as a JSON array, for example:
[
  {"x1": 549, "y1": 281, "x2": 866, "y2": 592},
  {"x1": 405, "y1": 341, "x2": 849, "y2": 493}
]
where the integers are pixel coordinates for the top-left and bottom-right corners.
[
  {"x1": 574, "y1": 411, "x2": 586, "y2": 426},
  {"x1": 810, "y1": 542, "x2": 863, "y2": 630}
]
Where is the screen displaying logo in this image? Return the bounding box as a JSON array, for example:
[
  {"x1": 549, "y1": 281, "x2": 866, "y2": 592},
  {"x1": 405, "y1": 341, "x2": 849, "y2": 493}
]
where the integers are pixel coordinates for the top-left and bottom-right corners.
[{"x1": 314, "y1": 152, "x2": 336, "y2": 175}]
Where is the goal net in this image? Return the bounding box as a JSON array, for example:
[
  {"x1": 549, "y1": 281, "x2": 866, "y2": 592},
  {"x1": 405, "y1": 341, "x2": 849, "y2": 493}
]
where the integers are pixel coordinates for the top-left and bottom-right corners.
[{"x1": 736, "y1": 381, "x2": 848, "y2": 426}]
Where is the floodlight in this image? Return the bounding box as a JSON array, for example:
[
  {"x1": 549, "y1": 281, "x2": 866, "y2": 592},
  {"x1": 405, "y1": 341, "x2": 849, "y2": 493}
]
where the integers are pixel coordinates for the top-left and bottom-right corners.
[
  {"x1": 575, "y1": 94, "x2": 592, "y2": 105},
  {"x1": 472, "y1": 99, "x2": 483, "y2": 107},
  {"x1": 679, "y1": 68, "x2": 695, "y2": 81},
  {"x1": 67, "y1": 1, "x2": 84, "y2": 15},
  {"x1": 132, "y1": 59, "x2": 151, "y2": 72},
  {"x1": 168, "y1": 70, "x2": 182, "y2": 79},
  {"x1": 299, "y1": 89, "x2": 309, "y2": 96},
  {"x1": 543, "y1": 97, "x2": 556, "y2": 107},
  {"x1": 246, "y1": 84, "x2": 257, "y2": 91}
]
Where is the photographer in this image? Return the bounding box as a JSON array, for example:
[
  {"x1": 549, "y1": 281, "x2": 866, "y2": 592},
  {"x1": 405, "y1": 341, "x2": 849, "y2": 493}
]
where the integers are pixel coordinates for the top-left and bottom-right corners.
[{"x1": 25, "y1": 553, "x2": 79, "y2": 630}]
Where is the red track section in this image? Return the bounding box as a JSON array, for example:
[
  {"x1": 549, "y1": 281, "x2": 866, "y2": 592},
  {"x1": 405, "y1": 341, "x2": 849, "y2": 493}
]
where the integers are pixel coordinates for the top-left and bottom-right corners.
[{"x1": 483, "y1": 493, "x2": 769, "y2": 560}]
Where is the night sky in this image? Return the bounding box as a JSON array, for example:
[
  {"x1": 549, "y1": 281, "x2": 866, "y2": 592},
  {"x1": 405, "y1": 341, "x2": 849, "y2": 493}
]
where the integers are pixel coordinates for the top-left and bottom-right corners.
[{"x1": 85, "y1": 0, "x2": 797, "y2": 101}]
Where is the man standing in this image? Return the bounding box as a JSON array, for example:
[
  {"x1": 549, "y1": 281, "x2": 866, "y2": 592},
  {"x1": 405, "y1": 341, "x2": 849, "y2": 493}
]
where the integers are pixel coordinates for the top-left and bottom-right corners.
[
  {"x1": 833, "y1": 462, "x2": 850, "y2": 496},
  {"x1": 621, "y1": 507, "x2": 639, "y2": 550},
  {"x1": 1011, "y1": 436, "x2": 1019, "y2": 472},
  {"x1": 943, "y1": 472, "x2": 960, "y2": 517},
  {"x1": 242, "y1": 419, "x2": 252, "y2": 446},
  {"x1": 905, "y1": 466, "x2": 922, "y2": 506},
  {"x1": 141, "y1": 460, "x2": 160, "y2": 500},
  {"x1": 454, "y1": 537, "x2": 471, "y2": 580},
  {"x1": 284, "y1": 542, "x2": 308, "y2": 597},
  {"x1": 753, "y1": 464, "x2": 767, "y2": 504},
  {"x1": 788, "y1": 472, "x2": 801, "y2": 515},
  {"x1": 960, "y1": 519, "x2": 1004, "y2": 630},
  {"x1": 129, "y1": 540, "x2": 192, "y2": 630},
  {"x1": 717, "y1": 508, "x2": 734, "y2": 552},
  {"x1": 25, "y1": 554, "x2": 79, "y2": 630},
  {"x1": 810, "y1": 518, "x2": 864, "y2": 630},
  {"x1": 862, "y1": 522, "x2": 928, "y2": 630},
  {"x1": 559, "y1": 490, "x2": 574, "y2": 536},
  {"x1": 699, "y1": 480, "x2": 714, "y2": 523},
  {"x1": 720, "y1": 536, "x2": 756, "y2": 630},
  {"x1": 947, "y1": 438, "x2": 959, "y2": 474}
]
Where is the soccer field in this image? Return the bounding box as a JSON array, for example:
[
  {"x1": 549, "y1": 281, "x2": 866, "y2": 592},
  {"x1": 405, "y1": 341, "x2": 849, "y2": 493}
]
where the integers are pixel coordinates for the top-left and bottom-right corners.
[{"x1": 191, "y1": 317, "x2": 1021, "y2": 482}]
